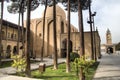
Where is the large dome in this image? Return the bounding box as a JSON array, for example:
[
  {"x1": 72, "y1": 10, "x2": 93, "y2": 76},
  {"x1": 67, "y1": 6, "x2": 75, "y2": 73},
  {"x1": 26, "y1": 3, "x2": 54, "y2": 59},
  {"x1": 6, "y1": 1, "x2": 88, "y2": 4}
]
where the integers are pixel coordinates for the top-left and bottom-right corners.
[{"x1": 43, "y1": 5, "x2": 66, "y2": 20}]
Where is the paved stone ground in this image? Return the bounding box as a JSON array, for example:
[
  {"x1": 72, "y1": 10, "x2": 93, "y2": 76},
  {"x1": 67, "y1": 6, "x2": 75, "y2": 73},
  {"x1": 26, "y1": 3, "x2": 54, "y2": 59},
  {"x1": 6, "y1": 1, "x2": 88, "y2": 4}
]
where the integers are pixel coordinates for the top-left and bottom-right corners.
[
  {"x1": 0, "y1": 58, "x2": 65, "y2": 80},
  {"x1": 2, "y1": 53, "x2": 120, "y2": 80},
  {"x1": 93, "y1": 52, "x2": 120, "y2": 80},
  {"x1": 0, "y1": 75, "x2": 43, "y2": 80}
]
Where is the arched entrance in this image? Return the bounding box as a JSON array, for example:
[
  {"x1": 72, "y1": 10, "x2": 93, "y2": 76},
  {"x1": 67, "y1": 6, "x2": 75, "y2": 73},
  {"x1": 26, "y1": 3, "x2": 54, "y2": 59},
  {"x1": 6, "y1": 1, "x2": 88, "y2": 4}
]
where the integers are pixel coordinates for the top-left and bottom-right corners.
[
  {"x1": 61, "y1": 39, "x2": 73, "y2": 58},
  {"x1": 107, "y1": 47, "x2": 113, "y2": 54},
  {"x1": 6, "y1": 45, "x2": 11, "y2": 58}
]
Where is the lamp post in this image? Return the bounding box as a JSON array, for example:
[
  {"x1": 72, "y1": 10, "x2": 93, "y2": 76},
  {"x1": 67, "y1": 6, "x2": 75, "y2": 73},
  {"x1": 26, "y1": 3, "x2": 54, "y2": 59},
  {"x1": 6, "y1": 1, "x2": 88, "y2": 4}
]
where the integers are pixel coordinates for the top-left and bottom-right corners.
[{"x1": 91, "y1": 12, "x2": 97, "y2": 61}]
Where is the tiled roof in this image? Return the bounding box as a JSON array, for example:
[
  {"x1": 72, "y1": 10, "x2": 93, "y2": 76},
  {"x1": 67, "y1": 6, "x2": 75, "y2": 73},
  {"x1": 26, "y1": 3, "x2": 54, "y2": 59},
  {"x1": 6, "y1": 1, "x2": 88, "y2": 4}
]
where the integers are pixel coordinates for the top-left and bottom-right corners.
[{"x1": 2, "y1": 19, "x2": 25, "y2": 30}]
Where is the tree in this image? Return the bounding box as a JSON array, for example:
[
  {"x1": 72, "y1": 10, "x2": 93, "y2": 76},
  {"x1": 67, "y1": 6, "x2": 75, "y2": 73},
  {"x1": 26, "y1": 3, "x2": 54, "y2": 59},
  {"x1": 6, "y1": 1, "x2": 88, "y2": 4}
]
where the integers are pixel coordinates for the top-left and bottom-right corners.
[
  {"x1": 40, "y1": 0, "x2": 58, "y2": 69},
  {"x1": 0, "y1": 0, "x2": 4, "y2": 65},
  {"x1": 21, "y1": 1, "x2": 25, "y2": 57},
  {"x1": 40, "y1": 0, "x2": 48, "y2": 62},
  {"x1": 78, "y1": 0, "x2": 85, "y2": 79},
  {"x1": 68, "y1": 0, "x2": 90, "y2": 79},
  {"x1": 59, "y1": 0, "x2": 90, "y2": 74},
  {"x1": 78, "y1": 0, "x2": 90, "y2": 79},
  {"x1": 59, "y1": 0, "x2": 90, "y2": 79},
  {"x1": 53, "y1": 0, "x2": 58, "y2": 69},
  {"x1": 7, "y1": 0, "x2": 41, "y2": 76},
  {"x1": 66, "y1": 0, "x2": 70, "y2": 73},
  {"x1": 58, "y1": 0, "x2": 75, "y2": 73},
  {"x1": 87, "y1": 0, "x2": 94, "y2": 60},
  {"x1": 25, "y1": 0, "x2": 31, "y2": 76},
  {"x1": 61, "y1": 0, "x2": 71, "y2": 73}
]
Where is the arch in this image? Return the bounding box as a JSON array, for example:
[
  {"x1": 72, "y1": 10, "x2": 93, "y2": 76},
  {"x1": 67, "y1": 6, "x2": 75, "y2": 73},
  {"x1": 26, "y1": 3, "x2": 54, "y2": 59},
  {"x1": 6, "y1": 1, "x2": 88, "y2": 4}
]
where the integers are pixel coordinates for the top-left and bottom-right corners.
[
  {"x1": 6, "y1": 45, "x2": 11, "y2": 58},
  {"x1": 33, "y1": 20, "x2": 42, "y2": 56},
  {"x1": 107, "y1": 47, "x2": 113, "y2": 54},
  {"x1": 48, "y1": 19, "x2": 54, "y2": 24},
  {"x1": 47, "y1": 19, "x2": 54, "y2": 56},
  {"x1": 35, "y1": 20, "x2": 42, "y2": 43}
]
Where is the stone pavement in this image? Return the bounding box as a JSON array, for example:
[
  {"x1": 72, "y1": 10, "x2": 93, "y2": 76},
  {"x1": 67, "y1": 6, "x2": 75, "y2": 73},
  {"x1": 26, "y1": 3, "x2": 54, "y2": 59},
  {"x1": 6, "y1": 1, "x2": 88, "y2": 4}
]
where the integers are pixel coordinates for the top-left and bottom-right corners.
[
  {"x1": 0, "y1": 58, "x2": 65, "y2": 80},
  {"x1": 93, "y1": 52, "x2": 120, "y2": 80},
  {"x1": 0, "y1": 75, "x2": 43, "y2": 80}
]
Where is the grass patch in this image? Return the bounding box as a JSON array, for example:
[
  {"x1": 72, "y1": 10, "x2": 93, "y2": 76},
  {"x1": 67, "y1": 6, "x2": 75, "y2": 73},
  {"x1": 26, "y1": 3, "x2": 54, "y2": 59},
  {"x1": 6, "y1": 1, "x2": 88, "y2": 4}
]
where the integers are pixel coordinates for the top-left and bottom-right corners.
[
  {"x1": 32, "y1": 62, "x2": 99, "y2": 80},
  {"x1": 0, "y1": 59, "x2": 38, "y2": 68},
  {"x1": 0, "y1": 61, "x2": 12, "y2": 68}
]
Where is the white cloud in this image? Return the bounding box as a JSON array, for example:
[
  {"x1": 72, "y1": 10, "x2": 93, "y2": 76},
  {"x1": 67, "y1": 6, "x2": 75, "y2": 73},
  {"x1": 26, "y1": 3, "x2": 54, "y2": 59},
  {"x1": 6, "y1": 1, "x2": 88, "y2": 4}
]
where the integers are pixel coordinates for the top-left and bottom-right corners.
[{"x1": 91, "y1": 0, "x2": 120, "y2": 44}]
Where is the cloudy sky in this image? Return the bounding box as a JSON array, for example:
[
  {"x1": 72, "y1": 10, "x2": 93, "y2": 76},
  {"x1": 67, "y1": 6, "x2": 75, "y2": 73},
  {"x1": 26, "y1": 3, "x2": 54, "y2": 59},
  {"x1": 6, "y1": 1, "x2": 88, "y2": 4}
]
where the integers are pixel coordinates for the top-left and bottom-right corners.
[{"x1": 2, "y1": 0, "x2": 120, "y2": 44}]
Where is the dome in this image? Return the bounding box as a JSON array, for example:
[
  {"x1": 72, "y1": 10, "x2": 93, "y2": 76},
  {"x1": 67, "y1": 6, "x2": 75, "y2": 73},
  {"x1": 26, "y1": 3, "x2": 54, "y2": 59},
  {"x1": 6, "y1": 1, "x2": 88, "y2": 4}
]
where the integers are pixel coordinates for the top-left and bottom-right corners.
[{"x1": 42, "y1": 5, "x2": 66, "y2": 20}]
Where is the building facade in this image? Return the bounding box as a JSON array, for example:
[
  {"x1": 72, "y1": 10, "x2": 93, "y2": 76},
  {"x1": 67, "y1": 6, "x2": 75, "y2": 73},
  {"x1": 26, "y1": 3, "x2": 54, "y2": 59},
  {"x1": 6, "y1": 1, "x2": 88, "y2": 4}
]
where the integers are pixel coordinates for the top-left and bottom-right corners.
[
  {"x1": 101, "y1": 29, "x2": 116, "y2": 54},
  {"x1": 28, "y1": 5, "x2": 101, "y2": 59},
  {"x1": 1, "y1": 20, "x2": 23, "y2": 58},
  {"x1": 1, "y1": 5, "x2": 101, "y2": 59}
]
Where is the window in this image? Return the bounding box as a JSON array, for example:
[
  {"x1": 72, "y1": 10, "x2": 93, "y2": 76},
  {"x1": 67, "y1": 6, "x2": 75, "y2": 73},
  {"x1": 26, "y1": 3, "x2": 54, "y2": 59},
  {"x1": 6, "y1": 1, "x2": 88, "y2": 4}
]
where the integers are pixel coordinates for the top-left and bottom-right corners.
[
  {"x1": 8, "y1": 32, "x2": 10, "y2": 38},
  {"x1": 1, "y1": 31, "x2": 5, "y2": 39},
  {"x1": 11, "y1": 33, "x2": 13, "y2": 39},
  {"x1": 14, "y1": 34, "x2": 16, "y2": 39}
]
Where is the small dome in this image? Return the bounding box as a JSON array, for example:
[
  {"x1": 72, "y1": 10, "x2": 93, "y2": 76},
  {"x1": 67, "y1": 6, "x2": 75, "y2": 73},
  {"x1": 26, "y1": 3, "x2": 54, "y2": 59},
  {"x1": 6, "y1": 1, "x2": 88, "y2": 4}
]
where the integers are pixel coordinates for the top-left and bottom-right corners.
[{"x1": 43, "y1": 5, "x2": 66, "y2": 20}]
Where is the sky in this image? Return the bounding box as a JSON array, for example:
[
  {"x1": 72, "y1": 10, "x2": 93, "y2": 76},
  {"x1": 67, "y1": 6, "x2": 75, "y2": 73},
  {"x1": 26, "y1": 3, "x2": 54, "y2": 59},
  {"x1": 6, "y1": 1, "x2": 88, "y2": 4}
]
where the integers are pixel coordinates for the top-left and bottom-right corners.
[{"x1": 1, "y1": 0, "x2": 120, "y2": 44}]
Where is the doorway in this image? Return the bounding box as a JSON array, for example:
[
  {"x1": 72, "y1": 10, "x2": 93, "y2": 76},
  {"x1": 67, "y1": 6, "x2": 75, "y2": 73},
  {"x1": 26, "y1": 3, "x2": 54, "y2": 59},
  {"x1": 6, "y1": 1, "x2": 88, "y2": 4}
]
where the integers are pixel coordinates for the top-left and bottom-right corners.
[
  {"x1": 107, "y1": 47, "x2": 113, "y2": 54},
  {"x1": 61, "y1": 39, "x2": 73, "y2": 58}
]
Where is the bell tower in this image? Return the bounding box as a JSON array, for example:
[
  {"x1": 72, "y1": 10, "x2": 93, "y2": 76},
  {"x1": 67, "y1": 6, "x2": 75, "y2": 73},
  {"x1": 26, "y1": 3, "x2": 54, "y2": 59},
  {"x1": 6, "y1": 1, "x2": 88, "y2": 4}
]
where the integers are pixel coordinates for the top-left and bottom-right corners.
[{"x1": 106, "y1": 29, "x2": 112, "y2": 44}]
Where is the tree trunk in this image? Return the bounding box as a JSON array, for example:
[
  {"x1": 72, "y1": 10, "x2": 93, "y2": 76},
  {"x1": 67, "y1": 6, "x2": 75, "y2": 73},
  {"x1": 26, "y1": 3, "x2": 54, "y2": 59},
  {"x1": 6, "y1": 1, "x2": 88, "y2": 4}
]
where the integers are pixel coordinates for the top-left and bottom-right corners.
[
  {"x1": 21, "y1": 2, "x2": 25, "y2": 57},
  {"x1": 88, "y1": 0, "x2": 94, "y2": 60},
  {"x1": 17, "y1": 11, "x2": 20, "y2": 55},
  {"x1": 41, "y1": 0, "x2": 48, "y2": 62},
  {"x1": 25, "y1": 0, "x2": 31, "y2": 77},
  {"x1": 78, "y1": 0, "x2": 85, "y2": 80},
  {"x1": 66, "y1": 0, "x2": 70, "y2": 73},
  {"x1": 53, "y1": 0, "x2": 58, "y2": 69},
  {"x1": 0, "y1": 0, "x2": 4, "y2": 65}
]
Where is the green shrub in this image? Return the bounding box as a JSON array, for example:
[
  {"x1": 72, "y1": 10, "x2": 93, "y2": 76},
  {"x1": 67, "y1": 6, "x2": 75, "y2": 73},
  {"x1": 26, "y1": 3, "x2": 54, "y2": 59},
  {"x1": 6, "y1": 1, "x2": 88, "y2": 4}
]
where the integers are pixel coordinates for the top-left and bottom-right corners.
[
  {"x1": 73, "y1": 55, "x2": 95, "y2": 76},
  {"x1": 11, "y1": 55, "x2": 26, "y2": 73},
  {"x1": 70, "y1": 52, "x2": 80, "y2": 61}
]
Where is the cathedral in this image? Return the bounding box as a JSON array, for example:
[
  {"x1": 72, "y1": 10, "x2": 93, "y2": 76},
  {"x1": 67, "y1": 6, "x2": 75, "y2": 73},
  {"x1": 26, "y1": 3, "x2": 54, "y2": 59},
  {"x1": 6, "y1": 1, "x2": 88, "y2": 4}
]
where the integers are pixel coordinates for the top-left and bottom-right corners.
[
  {"x1": 1, "y1": 5, "x2": 101, "y2": 59},
  {"x1": 27, "y1": 5, "x2": 101, "y2": 59}
]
